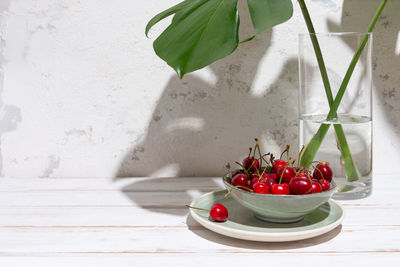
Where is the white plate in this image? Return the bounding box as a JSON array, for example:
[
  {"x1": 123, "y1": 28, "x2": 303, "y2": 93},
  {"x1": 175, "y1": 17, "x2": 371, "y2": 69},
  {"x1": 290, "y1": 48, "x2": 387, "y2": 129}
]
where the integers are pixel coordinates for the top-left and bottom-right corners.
[{"x1": 189, "y1": 190, "x2": 345, "y2": 242}]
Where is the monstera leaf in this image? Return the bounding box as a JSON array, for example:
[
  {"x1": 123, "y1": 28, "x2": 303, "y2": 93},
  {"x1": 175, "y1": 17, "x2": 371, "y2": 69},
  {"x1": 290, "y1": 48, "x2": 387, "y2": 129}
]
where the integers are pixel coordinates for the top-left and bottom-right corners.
[{"x1": 146, "y1": 0, "x2": 293, "y2": 78}]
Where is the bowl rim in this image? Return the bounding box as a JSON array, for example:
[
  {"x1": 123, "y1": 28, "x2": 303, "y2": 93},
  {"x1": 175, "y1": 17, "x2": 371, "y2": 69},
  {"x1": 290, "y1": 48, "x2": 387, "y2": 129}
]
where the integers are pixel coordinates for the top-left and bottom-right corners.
[{"x1": 223, "y1": 172, "x2": 337, "y2": 198}]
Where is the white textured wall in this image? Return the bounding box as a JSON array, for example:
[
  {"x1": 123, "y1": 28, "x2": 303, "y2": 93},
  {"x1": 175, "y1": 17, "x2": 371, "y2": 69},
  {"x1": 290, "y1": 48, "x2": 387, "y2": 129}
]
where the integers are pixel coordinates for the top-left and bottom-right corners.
[{"x1": 0, "y1": 0, "x2": 399, "y2": 178}]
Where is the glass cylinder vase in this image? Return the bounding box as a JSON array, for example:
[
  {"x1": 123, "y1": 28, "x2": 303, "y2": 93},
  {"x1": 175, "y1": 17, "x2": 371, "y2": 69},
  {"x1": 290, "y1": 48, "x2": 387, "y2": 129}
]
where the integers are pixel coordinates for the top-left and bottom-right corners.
[{"x1": 298, "y1": 32, "x2": 372, "y2": 200}]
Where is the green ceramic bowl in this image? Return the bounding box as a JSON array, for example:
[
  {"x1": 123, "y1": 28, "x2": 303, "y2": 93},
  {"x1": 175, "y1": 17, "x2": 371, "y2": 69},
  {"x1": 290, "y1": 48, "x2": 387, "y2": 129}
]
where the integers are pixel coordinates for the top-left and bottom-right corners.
[{"x1": 222, "y1": 173, "x2": 337, "y2": 223}]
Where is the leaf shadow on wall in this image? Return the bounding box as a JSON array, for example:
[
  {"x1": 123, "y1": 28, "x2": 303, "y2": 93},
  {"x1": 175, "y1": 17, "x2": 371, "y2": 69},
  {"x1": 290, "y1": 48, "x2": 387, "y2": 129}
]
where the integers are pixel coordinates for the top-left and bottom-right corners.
[
  {"x1": 116, "y1": 10, "x2": 300, "y2": 178},
  {"x1": 114, "y1": 2, "x2": 301, "y2": 213}
]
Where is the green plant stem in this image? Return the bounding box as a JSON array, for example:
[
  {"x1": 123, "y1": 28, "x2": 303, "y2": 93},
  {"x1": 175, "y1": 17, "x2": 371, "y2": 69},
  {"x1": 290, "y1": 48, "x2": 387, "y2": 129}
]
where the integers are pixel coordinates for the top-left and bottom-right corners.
[
  {"x1": 298, "y1": 0, "x2": 387, "y2": 181},
  {"x1": 298, "y1": 0, "x2": 360, "y2": 181},
  {"x1": 298, "y1": 0, "x2": 333, "y2": 104},
  {"x1": 326, "y1": 0, "x2": 387, "y2": 120}
]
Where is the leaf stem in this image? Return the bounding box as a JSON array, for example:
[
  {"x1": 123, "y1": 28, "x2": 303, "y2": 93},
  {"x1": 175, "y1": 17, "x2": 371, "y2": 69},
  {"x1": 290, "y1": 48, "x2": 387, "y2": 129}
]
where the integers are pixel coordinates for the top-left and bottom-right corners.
[
  {"x1": 297, "y1": 0, "x2": 386, "y2": 181},
  {"x1": 326, "y1": 0, "x2": 387, "y2": 121},
  {"x1": 298, "y1": 0, "x2": 359, "y2": 181}
]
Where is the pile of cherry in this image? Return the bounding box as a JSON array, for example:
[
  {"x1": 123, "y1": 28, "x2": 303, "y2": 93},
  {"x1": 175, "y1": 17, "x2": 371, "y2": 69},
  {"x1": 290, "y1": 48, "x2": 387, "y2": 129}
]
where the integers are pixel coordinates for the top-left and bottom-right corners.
[
  {"x1": 230, "y1": 140, "x2": 332, "y2": 195},
  {"x1": 187, "y1": 140, "x2": 334, "y2": 223}
]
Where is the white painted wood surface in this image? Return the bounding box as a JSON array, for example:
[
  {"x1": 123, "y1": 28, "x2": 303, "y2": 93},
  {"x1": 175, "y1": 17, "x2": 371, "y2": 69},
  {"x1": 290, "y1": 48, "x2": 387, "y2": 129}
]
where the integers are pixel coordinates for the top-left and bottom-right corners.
[{"x1": 0, "y1": 176, "x2": 399, "y2": 266}]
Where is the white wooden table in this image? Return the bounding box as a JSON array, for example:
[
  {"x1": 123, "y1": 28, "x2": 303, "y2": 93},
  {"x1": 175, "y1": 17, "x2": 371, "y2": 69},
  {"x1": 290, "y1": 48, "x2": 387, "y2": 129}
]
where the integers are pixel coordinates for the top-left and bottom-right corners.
[{"x1": 0, "y1": 175, "x2": 399, "y2": 266}]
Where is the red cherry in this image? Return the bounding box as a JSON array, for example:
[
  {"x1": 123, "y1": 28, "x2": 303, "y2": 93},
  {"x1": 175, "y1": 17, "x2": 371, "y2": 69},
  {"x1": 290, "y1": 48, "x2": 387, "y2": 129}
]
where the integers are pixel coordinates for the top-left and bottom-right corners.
[
  {"x1": 209, "y1": 203, "x2": 228, "y2": 222},
  {"x1": 232, "y1": 169, "x2": 243, "y2": 177},
  {"x1": 319, "y1": 179, "x2": 331, "y2": 191},
  {"x1": 260, "y1": 172, "x2": 271, "y2": 180},
  {"x1": 313, "y1": 162, "x2": 333, "y2": 182},
  {"x1": 253, "y1": 183, "x2": 269, "y2": 194},
  {"x1": 231, "y1": 173, "x2": 248, "y2": 187},
  {"x1": 311, "y1": 179, "x2": 323, "y2": 193},
  {"x1": 296, "y1": 173, "x2": 307, "y2": 178},
  {"x1": 277, "y1": 166, "x2": 296, "y2": 183},
  {"x1": 250, "y1": 176, "x2": 265, "y2": 189},
  {"x1": 289, "y1": 177, "x2": 313, "y2": 195},
  {"x1": 242, "y1": 157, "x2": 259, "y2": 172},
  {"x1": 273, "y1": 159, "x2": 287, "y2": 173},
  {"x1": 263, "y1": 177, "x2": 277, "y2": 191},
  {"x1": 269, "y1": 173, "x2": 278, "y2": 181},
  {"x1": 271, "y1": 183, "x2": 290, "y2": 195}
]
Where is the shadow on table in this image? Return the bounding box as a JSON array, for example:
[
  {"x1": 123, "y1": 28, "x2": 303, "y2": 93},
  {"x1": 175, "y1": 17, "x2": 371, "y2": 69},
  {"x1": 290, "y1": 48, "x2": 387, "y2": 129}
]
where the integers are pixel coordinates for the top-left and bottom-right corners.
[
  {"x1": 120, "y1": 177, "x2": 221, "y2": 216},
  {"x1": 186, "y1": 214, "x2": 342, "y2": 249}
]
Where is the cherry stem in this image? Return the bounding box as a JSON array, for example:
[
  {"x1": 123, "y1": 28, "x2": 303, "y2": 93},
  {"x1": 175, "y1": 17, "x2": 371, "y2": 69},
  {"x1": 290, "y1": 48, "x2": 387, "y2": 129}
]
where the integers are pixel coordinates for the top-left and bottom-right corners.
[
  {"x1": 224, "y1": 186, "x2": 254, "y2": 198},
  {"x1": 185, "y1": 205, "x2": 210, "y2": 212},
  {"x1": 280, "y1": 144, "x2": 290, "y2": 161},
  {"x1": 248, "y1": 147, "x2": 252, "y2": 158},
  {"x1": 255, "y1": 139, "x2": 263, "y2": 166},
  {"x1": 261, "y1": 153, "x2": 271, "y2": 167},
  {"x1": 270, "y1": 154, "x2": 275, "y2": 166},
  {"x1": 295, "y1": 168, "x2": 303, "y2": 177},
  {"x1": 313, "y1": 165, "x2": 326, "y2": 181},
  {"x1": 278, "y1": 166, "x2": 288, "y2": 184},
  {"x1": 235, "y1": 161, "x2": 250, "y2": 176}
]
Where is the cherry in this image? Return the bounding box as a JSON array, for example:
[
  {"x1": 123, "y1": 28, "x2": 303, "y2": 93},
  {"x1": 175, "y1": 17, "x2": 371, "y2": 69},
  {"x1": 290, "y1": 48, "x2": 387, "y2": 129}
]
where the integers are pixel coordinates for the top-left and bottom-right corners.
[
  {"x1": 296, "y1": 173, "x2": 307, "y2": 178},
  {"x1": 231, "y1": 173, "x2": 248, "y2": 188},
  {"x1": 209, "y1": 203, "x2": 229, "y2": 222},
  {"x1": 273, "y1": 159, "x2": 287, "y2": 173},
  {"x1": 232, "y1": 169, "x2": 243, "y2": 177},
  {"x1": 263, "y1": 177, "x2": 277, "y2": 191},
  {"x1": 277, "y1": 166, "x2": 296, "y2": 183},
  {"x1": 319, "y1": 179, "x2": 331, "y2": 191},
  {"x1": 243, "y1": 157, "x2": 259, "y2": 172},
  {"x1": 313, "y1": 162, "x2": 333, "y2": 182},
  {"x1": 250, "y1": 176, "x2": 265, "y2": 189},
  {"x1": 260, "y1": 172, "x2": 271, "y2": 180},
  {"x1": 269, "y1": 173, "x2": 278, "y2": 181},
  {"x1": 271, "y1": 183, "x2": 290, "y2": 195},
  {"x1": 289, "y1": 177, "x2": 313, "y2": 195},
  {"x1": 311, "y1": 179, "x2": 323, "y2": 193},
  {"x1": 186, "y1": 203, "x2": 228, "y2": 222},
  {"x1": 253, "y1": 182, "x2": 269, "y2": 194}
]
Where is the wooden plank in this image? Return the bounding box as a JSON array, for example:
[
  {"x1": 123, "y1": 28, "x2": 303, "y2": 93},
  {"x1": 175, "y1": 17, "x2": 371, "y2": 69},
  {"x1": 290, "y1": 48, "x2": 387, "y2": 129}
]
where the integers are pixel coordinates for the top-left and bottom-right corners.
[
  {"x1": 0, "y1": 176, "x2": 398, "y2": 263},
  {"x1": 0, "y1": 177, "x2": 223, "y2": 192},
  {"x1": 0, "y1": 190, "x2": 399, "y2": 207},
  {"x1": 1, "y1": 254, "x2": 399, "y2": 267},
  {"x1": 0, "y1": 177, "x2": 399, "y2": 207},
  {"x1": 0, "y1": 175, "x2": 397, "y2": 193},
  {"x1": 0, "y1": 205, "x2": 399, "y2": 227},
  {"x1": 0, "y1": 225, "x2": 399, "y2": 255}
]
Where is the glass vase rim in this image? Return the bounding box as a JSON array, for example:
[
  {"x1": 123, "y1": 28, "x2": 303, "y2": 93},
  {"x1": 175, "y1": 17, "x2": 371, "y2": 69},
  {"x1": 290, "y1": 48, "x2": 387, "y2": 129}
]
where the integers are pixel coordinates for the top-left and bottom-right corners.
[{"x1": 299, "y1": 32, "x2": 373, "y2": 37}]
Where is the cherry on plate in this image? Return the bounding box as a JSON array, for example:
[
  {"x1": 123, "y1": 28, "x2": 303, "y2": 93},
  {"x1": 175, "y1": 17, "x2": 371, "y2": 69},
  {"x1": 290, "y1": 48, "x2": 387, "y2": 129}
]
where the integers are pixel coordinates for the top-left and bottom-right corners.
[{"x1": 210, "y1": 203, "x2": 228, "y2": 222}]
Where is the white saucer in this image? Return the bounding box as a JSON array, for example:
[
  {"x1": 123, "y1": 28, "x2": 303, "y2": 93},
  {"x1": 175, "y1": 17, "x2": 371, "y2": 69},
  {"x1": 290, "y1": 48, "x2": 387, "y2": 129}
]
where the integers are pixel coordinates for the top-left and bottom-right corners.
[{"x1": 189, "y1": 190, "x2": 345, "y2": 242}]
